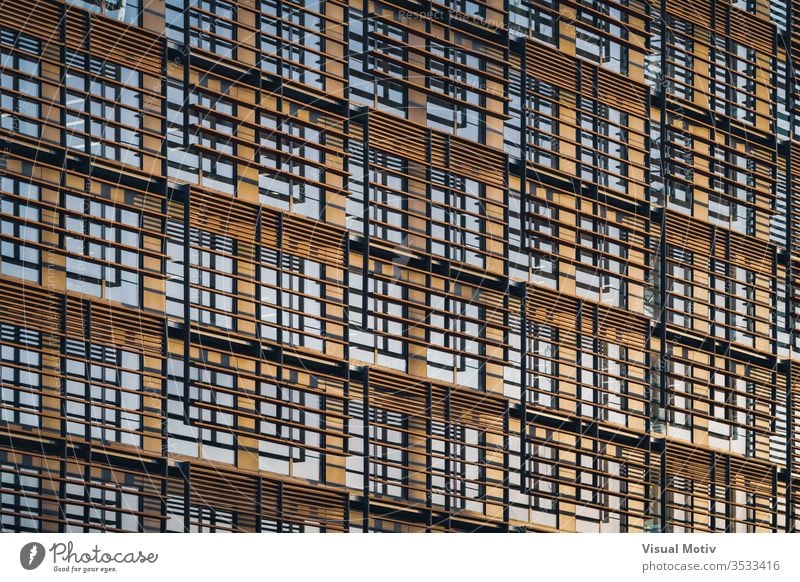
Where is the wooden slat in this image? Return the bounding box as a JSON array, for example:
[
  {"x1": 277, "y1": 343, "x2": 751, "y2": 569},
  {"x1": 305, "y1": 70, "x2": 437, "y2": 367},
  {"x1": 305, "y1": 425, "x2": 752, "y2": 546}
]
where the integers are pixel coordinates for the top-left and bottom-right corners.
[
  {"x1": 0, "y1": 0, "x2": 62, "y2": 41},
  {"x1": 526, "y1": 40, "x2": 577, "y2": 91}
]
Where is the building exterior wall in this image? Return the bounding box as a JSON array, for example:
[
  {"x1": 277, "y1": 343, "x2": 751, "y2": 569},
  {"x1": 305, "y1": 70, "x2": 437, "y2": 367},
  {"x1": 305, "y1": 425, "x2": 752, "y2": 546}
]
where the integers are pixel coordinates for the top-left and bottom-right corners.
[{"x1": 0, "y1": 0, "x2": 796, "y2": 532}]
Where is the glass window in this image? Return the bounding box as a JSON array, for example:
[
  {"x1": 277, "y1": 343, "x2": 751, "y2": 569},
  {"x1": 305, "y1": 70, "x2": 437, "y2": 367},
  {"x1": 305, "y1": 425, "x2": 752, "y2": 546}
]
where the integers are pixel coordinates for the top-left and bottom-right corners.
[
  {"x1": 0, "y1": 323, "x2": 42, "y2": 429},
  {"x1": 66, "y1": 0, "x2": 141, "y2": 24},
  {"x1": 0, "y1": 176, "x2": 41, "y2": 283},
  {"x1": 64, "y1": 193, "x2": 142, "y2": 307},
  {"x1": 0, "y1": 28, "x2": 41, "y2": 139},
  {"x1": 64, "y1": 340, "x2": 143, "y2": 447},
  {"x1": 64, "y1": 51, "x2": 143, "y2": 168}
]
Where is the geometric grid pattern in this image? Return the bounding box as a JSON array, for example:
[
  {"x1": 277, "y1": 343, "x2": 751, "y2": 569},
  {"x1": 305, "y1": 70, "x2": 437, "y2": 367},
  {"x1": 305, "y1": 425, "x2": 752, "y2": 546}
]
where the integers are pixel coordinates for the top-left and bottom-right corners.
[{"x1": 0, "y1": 0, "x2": 797, "y2": 532}]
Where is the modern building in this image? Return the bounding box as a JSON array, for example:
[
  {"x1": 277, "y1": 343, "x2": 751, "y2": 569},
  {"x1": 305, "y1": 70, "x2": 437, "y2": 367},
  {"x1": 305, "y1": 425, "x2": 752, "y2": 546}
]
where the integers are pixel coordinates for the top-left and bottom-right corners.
[{"x1": 0, "y1": 0, "x2": 797, "y2": 532}]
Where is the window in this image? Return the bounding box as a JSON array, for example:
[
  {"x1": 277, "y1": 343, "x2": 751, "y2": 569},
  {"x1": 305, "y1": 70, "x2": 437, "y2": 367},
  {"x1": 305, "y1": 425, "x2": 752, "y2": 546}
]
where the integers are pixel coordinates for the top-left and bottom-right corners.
[
  {"x1": 708, "y1": 194, "x2": 732, "y2": 226},
  {"x1": 64, "y1": 193, "x2": 141, "y2": 307},
  {"x1": 259, "y1": 0, "x2": 325, "y2": 89},
  {"x1": 769, "y1": 168, "x2": 794, "y2": 248},
  {"x1": 430, "y1": 175, "x2": 486, "y2": 268},
  {"x1": 525, "y1": 436, "x2": 559, "y2": 515},
  {"x1": 348, "y1": 269, "x2": 407, "y2": 372},
  {"x1": 505, "y1": 69, "x2": 524, "y2": 159},
  {"x1": 430, "y1": 422, "x2": 485, "y2": 512},
  {"x1": 347, "y1": 8, "x2": 374, "y2": 107},
  {"x1": 427, "y1": 42, "x2": 487, "y2": 142},
  {"x1": 374, "y1": 79, "x2": 407, "y2": 118},
  {"x1": 371, "y1": 185, "x2": 406, "y2": 245},
  {"x1": 0, "y1": 323, "x2": 41, "y2": 428},
  {"x1": 368, "y1": 149, "x2": 406, "y2": 243},
  {"x1": 0, "y1": 463, "x2": 42, "y2": 532},
  {"x1": 446, "y1": 0, "x2": 486, "y2": 18},
  {"x1": 260, "y1": 250, "x2": 327, "y2": 353},
  {"x1": 667, "y1": 360, "x2": 692, "y2": 429},
  {"x1": 64, "y1": 51, "x2": 143, "y2": 168},
  {"x1": 732, "y1": 267, "x2": 756, "y2": 346},
  {"x1": 367, "y1": 406, "x2": 407, "y2": 499},
  {"x1": 372, "y1": 18, "x2": 406, "y2": 77},
  {"x1": 776, "y1": 59, "x2": 792, "y2": 138},
  {"x1": 577, "y1": 449, "x2": 610, "y2": 523},
  {"x1": 346, "y1": 138, "x2": 367, "y2": 233},
  {"x1": 0, "y1": 28, "x2": 41, "y2": 138},
  {"x1": 166, "y1": 78, "x2": 199, "y2": 185},
  {"x1": 575, "y1": 213, "x2": 628, "y2": 308},
  {"x1": 667, "y1": 246, "x2": 693, "y2": 327},
  {"x1": 166, "y1": 222, "x2": 235, "y2": 330},
  {"x1": 709, "y1": 372, "x2": 734, "y2": 441},
  {"x1": 507, "y1": 188, "x2": 526, "y2": 281},
  {"x1": 579, "y1": 337, "x2": 631, "y2": 423},
  {"x1": 175, "y1": 85, "x2": 233, "y2": 175},
  {"x1": 258, "y1": 382, "x2": 317, "y2": 468},
  {"x1": 666, "y1": 124, "x2": 694, "y2": 211},
  {"x1": 527, "y1": 81, "x2": 560, "y2": 168},
  {"x1": 64, "y1": 478, "x2": 144, "y2": 532},
  {"x1": 709, "y1": 259, "x2": 757, "y2": 347},
  {"x1": 256, "y1": 370, "x2": 326, "y2": 482},
  {"x1": 192, "y1": 230, "x2": 236, "y2": 330},
  {"x1": 190, "y1": 0, "x2": 235, "y2": 59},
  {"x1": 667, "y1": 476, "x2": 694, "y2": 531},
  {"x1": 353, "y1": 17, "x2": 408, "y2": 116},
  {"x1": 65, "y1": 0, "x2": 141, "y2": 24},
  {"x1": 522, "y1": 193, "x2": 559, "y2": 288},
  {"x1": 0, "y1": 176, "x2": 40, "y2": 282},
  {"x1": 574, "y1": 4, "x2": 629, "y2": 74},
  {"x1": 666, "y1": 19, "x2": 694, "y2": 100},
  {"x1": 579, "y1": 99, "x2": 630, "y2": 193},
  {"x1": 64, "y1": 340, "x2": 143, "y2": 447},
  {"x1": 711, "y1": 36, "x2": 756, "y2": 124},
  {"x1": 257, "y1": 112, "x2": 325, "y2": 218},
  {"x1": 427, "y1": 292, "x2": 484, "y2": 389},
  {"x1": 707, "y1": 141, "x2": 756, "y2": 235},
  {"x1": 166, "y1": 358, "x2": 236, "y2": 465},
  {"x1": 508, "y1": 0, "x2": 557, "y2": 44},
  {"x1": 770, "y1": 0, "x2": 788, "y2": 30},
  {"x1": 427, "y1": 96, "x2": 484, "y2": 142},
  {"x1": 527, "y1": 323, "x2": 558, "y2": 408}
]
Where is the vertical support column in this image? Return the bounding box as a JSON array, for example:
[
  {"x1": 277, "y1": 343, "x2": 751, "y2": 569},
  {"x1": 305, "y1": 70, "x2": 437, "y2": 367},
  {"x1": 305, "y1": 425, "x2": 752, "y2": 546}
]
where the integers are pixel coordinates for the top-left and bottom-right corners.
[
  {"x1": 362, "y1": 368, "x2": 370, "y2": 532},
  {"x1": 655, "y1": 0, "x2": 670, "y2": 534},
  {"x1": 277, "y1": 479, "x2": 285, "y2": 533},
  {"x1": 444, "y1": 384, "x2": 452, "y2": 531},
  {"x1": 182, "y1": 7, "x2": 191, "y2": 151},
  {"x1": 519, "y1": 285, "x2": 527, "y2": 495},
  {"x1": 57, "y1": 295, "x2": 68, "y2": 533},
  {"x1": 361, "y1": 112, "x2": 370, "y2": 332},
  {"x1": 502, "y1": 407, "x2": 510, "y2": 529},
  {"x1": 516, "y1": 37, "x2": 530, "y2": 500},
  {"x1": 785, "y1": 0, "x2": 797, "y2": 533},
  {"x1": 255, "y1": 475, "x2": 263, "y2": 533},
  {"x1": 181, "y1": 461, "x2": 191, "y2": 533},
  {"x1": 255, "y1": 208, "x2": 263, "y2": 344},
  {"x1": 180, "y1": 184, "x2": 191, "y2": 426},
  {"x1": 785, "y1": 362, "x2": 794, "y2": 531},
  {"x1": 276, "y1": 213, "x2": 284, "y2": 348},
  {"x1": 81, "y1": 453, "x2": 92, "y2": 530},
  {"x1": 725, "y1": 454, "x2": 734, "y2": 532},
  {"x1": 425, "y1": 380, "x2": 433, "y2": 531},
  {"x1": 659, "y1": 442, "x2": 667, "y2": 532}
]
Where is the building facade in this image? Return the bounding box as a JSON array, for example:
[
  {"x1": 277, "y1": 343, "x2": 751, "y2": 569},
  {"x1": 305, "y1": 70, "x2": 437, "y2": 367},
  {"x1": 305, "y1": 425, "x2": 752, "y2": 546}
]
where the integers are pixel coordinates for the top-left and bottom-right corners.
[{"x1": 0, "y1": 0, "x2": 797, "y2": 532}]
